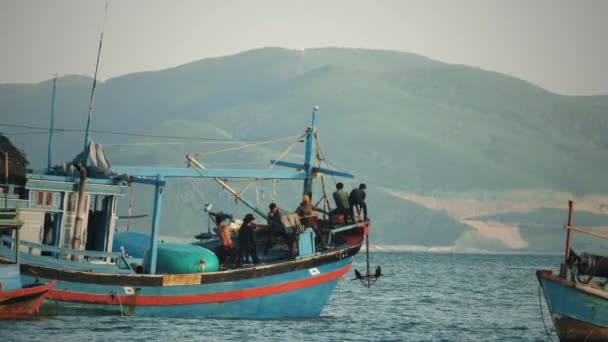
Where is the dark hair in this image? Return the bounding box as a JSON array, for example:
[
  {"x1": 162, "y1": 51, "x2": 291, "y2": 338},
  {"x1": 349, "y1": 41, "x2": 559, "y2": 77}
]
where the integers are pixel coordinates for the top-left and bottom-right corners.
[
  {"x1": 244, "y1": 213, "x2": 255, "y2": 222},
  {"x1": 269, "y1": 203, "x2": 277, "y2": 210},
  {"x1": 336, "y1": 182, "x2": 344, "y2": 189},
  {"x1": 359, "y1": 183, "x2": 366, "y2": 190}
]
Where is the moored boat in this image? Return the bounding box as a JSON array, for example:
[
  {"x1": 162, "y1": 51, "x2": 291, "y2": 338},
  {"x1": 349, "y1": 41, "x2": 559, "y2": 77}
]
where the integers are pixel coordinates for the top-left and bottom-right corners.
[
  {"x1": 0, "y1": 210, "x2": 56, "y2": 319},
  {"x1": 0, "y1": 107, "x2": 370, "y2": 318},
  {"x1": 537, "y1": 200, "x2": 608, "y2": 341}
]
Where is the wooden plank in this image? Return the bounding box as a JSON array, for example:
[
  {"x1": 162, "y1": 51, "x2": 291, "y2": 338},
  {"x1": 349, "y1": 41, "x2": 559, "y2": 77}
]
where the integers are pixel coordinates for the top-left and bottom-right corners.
[
  {"x1": 162, "y1": 273, "x2": 202, "y2": 286},
  {"x1": 567, "y1": 225, "x2": 608, "y2": 240}
]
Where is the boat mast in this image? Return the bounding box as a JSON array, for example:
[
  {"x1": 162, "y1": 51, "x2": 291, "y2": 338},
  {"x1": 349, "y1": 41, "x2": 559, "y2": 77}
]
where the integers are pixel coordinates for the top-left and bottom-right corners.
[
  {"x1": 47, "y1": 75, "x2": 57, "y2": 171},
  {"x1": 83, "y1": 2, "x2": 108, "y2": 166},
  {"x1": 3, "y1": 152, "x2": 7, "y2": 210},
  {"x1": 302, "y1": 106, "x2": 318, "y2": 197}
]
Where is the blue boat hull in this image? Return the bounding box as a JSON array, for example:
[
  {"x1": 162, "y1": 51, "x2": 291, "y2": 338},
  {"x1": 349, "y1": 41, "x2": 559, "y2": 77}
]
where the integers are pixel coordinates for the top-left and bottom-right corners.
[
  {"x1": 12, "y1": 248, "x2": 357, "y2": 318},
  {"x1": 537, "y1": 270, "x2": 608, "y2": 342}
]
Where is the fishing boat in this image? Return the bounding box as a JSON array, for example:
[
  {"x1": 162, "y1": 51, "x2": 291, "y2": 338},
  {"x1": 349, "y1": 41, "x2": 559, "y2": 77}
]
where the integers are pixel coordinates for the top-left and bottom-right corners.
[
  {"x1": 0, "y1": 209, "x2": 56, "y2": 319},
  {"x1": 537, "y1": 200, "x2": 608, "y2": 341},
  {"x1": 0, "y1": 107, "x2": 376, "y2": 317}
]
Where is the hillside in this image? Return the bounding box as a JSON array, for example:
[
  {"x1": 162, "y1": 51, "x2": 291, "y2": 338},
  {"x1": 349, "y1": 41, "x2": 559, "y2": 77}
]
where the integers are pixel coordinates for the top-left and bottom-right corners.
[{"x1": 2, "y1": 47, "x2": 608, "y2": 252}]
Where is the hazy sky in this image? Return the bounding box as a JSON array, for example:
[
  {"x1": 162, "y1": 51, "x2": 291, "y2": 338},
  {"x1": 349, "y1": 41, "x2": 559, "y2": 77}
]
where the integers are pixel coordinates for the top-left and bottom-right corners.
[{"x1": 1, "y1": 0, "x2": 607, "y2": 95}]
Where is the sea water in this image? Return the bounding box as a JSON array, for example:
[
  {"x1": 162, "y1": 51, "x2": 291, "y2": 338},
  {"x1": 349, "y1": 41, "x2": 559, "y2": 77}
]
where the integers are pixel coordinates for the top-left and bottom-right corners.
[{"x1": 0, "y1": 253, "x2": 560, "y2": 341}]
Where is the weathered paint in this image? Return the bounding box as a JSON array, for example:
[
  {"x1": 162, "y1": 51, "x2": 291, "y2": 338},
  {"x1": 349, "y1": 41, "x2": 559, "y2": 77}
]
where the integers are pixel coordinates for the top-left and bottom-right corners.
[
  {"x1": 537, "y1": 270, "x2": 608, "y2": 341},
  {"x1": 0, "y1": 280, "x2": 56, "y2": 319},
  {"x1": 0, "y1": 240, "x2": 361, "y2": 318},
  {"x1": 25, "y1": 257, "x2": 352, "y2": 318}
]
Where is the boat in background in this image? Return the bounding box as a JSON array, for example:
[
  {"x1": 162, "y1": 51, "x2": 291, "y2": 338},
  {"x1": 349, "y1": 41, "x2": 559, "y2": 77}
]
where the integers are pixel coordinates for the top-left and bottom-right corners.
[
  {"x1": 0, "y1": 209, "x2": 56, "y2": 319},
  {"x1": 537, "y1": 200, "x2": 608, "y2": 341},
  {"x1": 0, "y1": 107, "x2": 370, "y2": 317}
]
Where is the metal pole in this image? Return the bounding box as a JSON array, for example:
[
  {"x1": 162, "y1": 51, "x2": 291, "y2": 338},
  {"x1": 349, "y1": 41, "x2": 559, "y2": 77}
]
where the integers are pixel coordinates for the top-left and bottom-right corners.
[
  {"x1": 365, "y1": 234, "x2": 371, "y2": 287},
  {"x1": 560, "y1": 200, "x2": 574, "y2": 278},
  {"x1": 47, "y1": 75, "x2": 57, "y2": 170},
  {"x1": 83, "y1": 2, "x2": 108, "y2": 166},
  {"x1": 4, "y1": 152, "x2": 8, "y2": 210},
  {"x1": 15, "y1": 225, "x2": 20, "y2": 265},
  {"x1": 565, "y1": 200, "x2": 574, "y2": 255},
  {"x1": 148, "y1": 175, "x2": 164, "y2": 274}
]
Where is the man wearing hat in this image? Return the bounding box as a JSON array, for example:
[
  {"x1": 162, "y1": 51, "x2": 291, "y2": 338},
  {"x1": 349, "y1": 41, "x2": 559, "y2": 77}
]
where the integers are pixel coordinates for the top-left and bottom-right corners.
[
  {"x1": 349, "y1": 183, "x2": 368, "y2": 221},
  {"x1": 237, "y1": 213, "x2": 261, "y2": 266}
]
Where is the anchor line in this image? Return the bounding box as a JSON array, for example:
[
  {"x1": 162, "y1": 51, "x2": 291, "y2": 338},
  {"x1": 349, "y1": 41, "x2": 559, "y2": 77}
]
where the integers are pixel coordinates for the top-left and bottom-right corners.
[{"x1": 537, "y1": 284, "x2": 556, "y2": 342}]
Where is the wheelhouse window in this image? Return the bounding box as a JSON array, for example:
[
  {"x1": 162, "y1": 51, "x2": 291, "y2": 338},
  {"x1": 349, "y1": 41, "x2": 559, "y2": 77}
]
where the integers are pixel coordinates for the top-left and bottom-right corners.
[{"x1": 34, "y1": 191, "x2": 57, "y2": 207}]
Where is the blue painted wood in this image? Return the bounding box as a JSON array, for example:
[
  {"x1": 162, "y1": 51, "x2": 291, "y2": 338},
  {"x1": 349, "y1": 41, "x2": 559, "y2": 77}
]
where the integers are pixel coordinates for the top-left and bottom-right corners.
[
  {"x1": 0, "y1": 237, "x2": 134, "y2": 273},
  {"x1": 0, "y1": 264, "x2": 22, "y2": 291},
  {"x1": 539, "y1": 275, "x2": 608, "y2": 328},
  {"x1": 0, "y1": 235, "x2": 122, "y2": 260},
  {"x1": 24, "y1": 256, "x2": 352, "y2": 318},
  {"x1": 0, "y1": 246, "x2": 133, "y2": 274},
  {"x1": 27, "y1": 174, "x2": 124, "y2": 185},
  {"x1": 302, "y1": 107, "x2": 317, "y2": 195},
  {"x1": 148, "y1": 175, "x2": 164, "y2": 274},
  {"x1": 298, "y1": 229, "x2": 316, "y2": 258},
  {"x1": 271, "y1": 160, "x2": 355, "y2": 179},
  {"x1": 26, "y1": 177, "x2": 126, "y2": 195}
]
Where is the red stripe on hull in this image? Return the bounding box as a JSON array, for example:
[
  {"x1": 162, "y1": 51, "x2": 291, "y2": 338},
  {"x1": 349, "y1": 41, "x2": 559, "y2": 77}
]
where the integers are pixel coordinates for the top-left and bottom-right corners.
[
  {"x1": 0, "y1": 281, "x2": 56, "y2": 319},
  {"x1": 50, "y1": 264, "x2": 351, "y2": 306}
]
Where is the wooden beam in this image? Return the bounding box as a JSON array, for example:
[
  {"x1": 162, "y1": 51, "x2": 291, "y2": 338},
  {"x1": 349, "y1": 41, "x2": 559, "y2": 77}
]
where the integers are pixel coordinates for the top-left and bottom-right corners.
[{"x1": 567, "y1": 225, "x2": 608, "y2": 240}]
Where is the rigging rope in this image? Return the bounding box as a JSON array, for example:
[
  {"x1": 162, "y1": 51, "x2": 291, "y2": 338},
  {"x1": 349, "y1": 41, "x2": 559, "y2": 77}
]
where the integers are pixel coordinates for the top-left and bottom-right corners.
[
  {"x1": 315, "y1": 136, "x2": 334, "y2": 212},
  {"x1": 238, "y1": 137, "x2": 303, "y2": 196},
  {"x1": 537, "y1": 285, "x2": 557, "y2": 342},
  {"x1": 0, "y1": 123, "x2": 282, "y2": 142},
  {"x1": 190, "y1": 134, "x2": 303, "y2": 158}
]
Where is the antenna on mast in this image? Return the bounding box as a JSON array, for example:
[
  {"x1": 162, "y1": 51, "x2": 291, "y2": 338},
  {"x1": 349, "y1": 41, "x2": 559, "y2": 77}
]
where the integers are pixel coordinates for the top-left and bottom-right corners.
[
  {"x1": 47, "y1": 74, "x2": 57, "y2": 171},
  {"x1": 83, "y1": 1, "x2": 109, "y2": 166}
]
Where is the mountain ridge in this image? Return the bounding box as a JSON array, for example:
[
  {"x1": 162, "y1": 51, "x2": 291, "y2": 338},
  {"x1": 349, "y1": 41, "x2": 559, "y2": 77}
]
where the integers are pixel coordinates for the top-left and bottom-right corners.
[{"x1": 2, "y1": 47, "x2": 607, "y2": 252}]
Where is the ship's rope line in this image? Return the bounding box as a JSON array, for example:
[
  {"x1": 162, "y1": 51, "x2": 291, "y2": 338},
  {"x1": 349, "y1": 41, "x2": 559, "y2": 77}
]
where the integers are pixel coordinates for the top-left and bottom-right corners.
[
  {"x1": 190, "y1": 134, "x2": 303, "y2": 158},
  {"x1": 238, "y1": 138, "x2": 303, "y2": 196},
  {"x1": 186, "y1": 133, "x2": 305, "y2": 215},
  {"x1": 103, "y1": 141, "x2": 261, "y2": 146},
  {"x1": 538, "y1": 284, "x2": 557, "y2": 342},
  {"x1": 0, "y1": 123, "x2": 282, "y2": 142},
  {"x1": 314, "y1": 138, "x2": 338, "y2": 186}
]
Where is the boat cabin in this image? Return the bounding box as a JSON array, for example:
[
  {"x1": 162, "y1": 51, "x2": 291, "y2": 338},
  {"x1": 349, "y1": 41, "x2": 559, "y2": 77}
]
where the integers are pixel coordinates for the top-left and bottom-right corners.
[{"x1": 0, "y1": 172, "x2": 127, "y2": 268}]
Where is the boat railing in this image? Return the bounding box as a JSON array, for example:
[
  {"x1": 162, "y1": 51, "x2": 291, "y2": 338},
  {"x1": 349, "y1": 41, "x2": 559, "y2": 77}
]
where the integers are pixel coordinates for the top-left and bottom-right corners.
[
  {"x1": 0, "y1": 235, "x2": 132, "y2": 270},
  {"x1": 326, "y1": 221, "x2": 365, "y2": 245}
]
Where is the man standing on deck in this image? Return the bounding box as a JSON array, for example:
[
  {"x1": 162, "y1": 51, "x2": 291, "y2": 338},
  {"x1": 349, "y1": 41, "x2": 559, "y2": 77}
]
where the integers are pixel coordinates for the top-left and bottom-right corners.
[
  {"x1": 349, "y1": 183, "x2": 368, "y2": 221},
  {"x1": 237, "y1": 213, "x2": 261, "y2": 266},
  {"x1": 264, "y1": 203, "x2": 295, "y2": 260},
  {"x1": 332, "y1": 182, "x2": 352, "y2": 223}
]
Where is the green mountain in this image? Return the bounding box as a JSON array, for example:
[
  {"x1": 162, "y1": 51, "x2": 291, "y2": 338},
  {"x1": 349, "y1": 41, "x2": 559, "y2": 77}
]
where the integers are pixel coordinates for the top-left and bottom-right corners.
[{"x1": 2, "y1": 47, "x2": 608, "y2": 252}]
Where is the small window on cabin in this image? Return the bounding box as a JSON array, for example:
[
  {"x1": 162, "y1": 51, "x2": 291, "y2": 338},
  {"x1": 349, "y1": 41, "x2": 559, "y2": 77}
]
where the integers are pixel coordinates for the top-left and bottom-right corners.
[
  {"x1": 34, "y1": 191, "x2": 55, "y2": 206},
  {"x1": 67, "y1": 193, "x2": 77, "y2": 212},
  {"x1": 45, "y1": 192, "x2": 53, "y2": 206}
]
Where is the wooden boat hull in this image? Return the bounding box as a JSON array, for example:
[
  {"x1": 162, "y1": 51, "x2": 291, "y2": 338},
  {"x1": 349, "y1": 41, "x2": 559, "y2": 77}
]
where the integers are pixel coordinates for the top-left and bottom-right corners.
[
  {"x1": 6, "y1": 244, "x2": 360, "y2": 318},
  {"x1": 537, "y1": 270, "x2": 608, "y2": 341},
  {"x1": 0, "y1": 281, "x2": 56, "y2": 319}
]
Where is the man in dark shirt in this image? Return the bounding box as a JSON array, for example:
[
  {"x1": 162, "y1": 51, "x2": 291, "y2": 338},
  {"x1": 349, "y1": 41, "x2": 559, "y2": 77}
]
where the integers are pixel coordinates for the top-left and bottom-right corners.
[
  {"x1": 349, "y1": 183, "x2": 368, "y2": 221},
  {"x1": 332, "y1": 182, "x2": 352, "y2": 223},
  {"x1": 264, "y1": 203, "x2": 296, "y2": 259},
  {"x1": 237, "y1": 213, "x2": 261, "y2": 266}
]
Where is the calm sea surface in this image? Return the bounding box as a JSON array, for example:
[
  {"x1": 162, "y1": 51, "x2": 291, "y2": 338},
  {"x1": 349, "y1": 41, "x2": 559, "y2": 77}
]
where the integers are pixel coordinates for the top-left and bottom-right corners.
[{"x1": 1, "y1": 253, "x2": 561, "y2": 341}]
